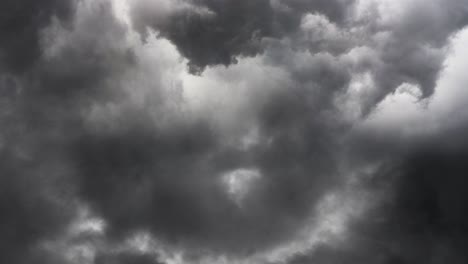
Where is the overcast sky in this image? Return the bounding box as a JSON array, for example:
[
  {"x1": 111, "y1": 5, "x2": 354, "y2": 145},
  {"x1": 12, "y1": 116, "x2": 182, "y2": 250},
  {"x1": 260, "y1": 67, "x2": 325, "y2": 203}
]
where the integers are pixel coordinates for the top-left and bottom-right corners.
[{"x1": 2, "y1": 0, "x2": 468, "y2": 263}]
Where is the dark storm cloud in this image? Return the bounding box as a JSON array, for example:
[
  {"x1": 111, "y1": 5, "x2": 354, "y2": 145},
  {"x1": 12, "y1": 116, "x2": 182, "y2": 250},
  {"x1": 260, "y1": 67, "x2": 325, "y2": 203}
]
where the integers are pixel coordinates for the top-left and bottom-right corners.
[
  {"x1": 0, "y1": 1, "x2": 78, "y2": 263},
  {"x1": 130, "y1": 0, "x2": 355, "y2": 73},
  {"x1": 3, "y1": 0, "x2": 468, "y2": 263},
  {"x1": 359, "y1": 0, "x2": 468, "y2": 108},
  {"x1": 73, "y1": 79, "x2": 343, "y2": 255},
  {"x1": 368, "y1": 146, "x2": 468, "y2": 263},
  {"x1": 67, "y1": 10, "x2": 358, "y2": 255},
  {"x1": 3, "y1": 0, "x2": 346, "y2": 260},
  {"x1": 0, "y1": 1, "x2": 134, "y2": 263},
  {"x1": 282, "y1": 118, "x2": 468, "y2": 263},
  {"x1": 0, "y1": 73, "x2": 80, "y2": 263},
  {"x1": 95, "y1": 252, "x2": 163, "y2": 264},
  {"x1": 0, "y1": 0, "x2": 75, "y2": 73},
  {"x1": 129, "y1": 0, "x2": 468, "y2": 115},
  {"x1": 285, "y1": 0, "x2": 468, "y2": 113},
  {"x1": 14, "y1": 2, "x2": 351, "y2": 257},
  {"x1": 0, "y1": 148, "x2": 74, "y2": 264}
]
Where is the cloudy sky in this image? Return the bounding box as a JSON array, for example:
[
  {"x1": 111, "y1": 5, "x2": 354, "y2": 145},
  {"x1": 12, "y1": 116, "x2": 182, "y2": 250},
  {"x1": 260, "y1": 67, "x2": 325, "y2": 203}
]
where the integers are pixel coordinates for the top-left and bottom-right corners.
[{"x1": 1, "y1": 0, "x2": 468, "y2": 263}]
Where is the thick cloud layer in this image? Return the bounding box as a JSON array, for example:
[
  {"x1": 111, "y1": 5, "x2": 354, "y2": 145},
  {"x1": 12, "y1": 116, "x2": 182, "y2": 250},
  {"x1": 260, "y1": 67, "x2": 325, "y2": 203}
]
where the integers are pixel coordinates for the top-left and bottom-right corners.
[
  {"x1": 0, "y1": 0, "x2": 75, "y2": 73},
  {"x1": 288, "y1": 130, "x2": 468, "y2": 264},
  {"x1": 95, "y1": 252, "x2": 162, "y2": 264},
  {"x1": 2, "y1": 0, "x2": 468, "y2": 264},
  {"x1": 131, "y1": 0, "x2": 355, "y2": 73}
]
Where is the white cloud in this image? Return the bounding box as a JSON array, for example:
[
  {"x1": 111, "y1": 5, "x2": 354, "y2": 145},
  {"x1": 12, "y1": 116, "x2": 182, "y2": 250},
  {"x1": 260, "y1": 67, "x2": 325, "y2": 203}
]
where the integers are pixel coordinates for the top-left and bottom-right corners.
[{"x1": 221, "y1": 168, "x2": 262, "y2": 206}]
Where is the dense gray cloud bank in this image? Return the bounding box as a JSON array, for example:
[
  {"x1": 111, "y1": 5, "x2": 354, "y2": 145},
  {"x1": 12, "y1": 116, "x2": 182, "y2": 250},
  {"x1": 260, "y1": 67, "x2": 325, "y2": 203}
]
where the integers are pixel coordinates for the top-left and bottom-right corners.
[{"x1": 1, "y1": 0, "x2": 468, "y2": 263}]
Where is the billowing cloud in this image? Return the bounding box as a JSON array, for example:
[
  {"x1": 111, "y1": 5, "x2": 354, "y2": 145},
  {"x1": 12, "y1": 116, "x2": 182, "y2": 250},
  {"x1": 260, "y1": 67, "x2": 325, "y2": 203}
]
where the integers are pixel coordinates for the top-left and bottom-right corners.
[
  {"x1": 130, "y1": 0, "x2": 356, "y2": 73},
  {"x1": 2, "y1": 0, "x2": 468, "y2": 263},
  {"x1": 287, "y1": 26, "x2": 468, "y2": 264}
]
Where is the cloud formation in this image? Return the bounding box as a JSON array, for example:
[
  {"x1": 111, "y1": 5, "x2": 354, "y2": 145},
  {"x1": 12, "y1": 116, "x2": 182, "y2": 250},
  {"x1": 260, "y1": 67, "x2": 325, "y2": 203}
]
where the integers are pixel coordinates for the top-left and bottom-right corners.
[
  {"x1": 130, "y1": 0, "x2": 355, "y2": 73},
  {"x1": 0, "y1": 0, "x2": 75, "y2": 73},
  {"x1": 1, "y1": 0, "x2": 468, "y2": 263}
]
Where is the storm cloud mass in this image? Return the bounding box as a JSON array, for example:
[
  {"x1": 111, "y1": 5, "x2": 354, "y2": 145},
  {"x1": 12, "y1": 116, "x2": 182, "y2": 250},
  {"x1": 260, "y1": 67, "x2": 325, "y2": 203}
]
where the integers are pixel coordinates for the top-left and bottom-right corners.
[{"x1": 1, "y1": 0, "x2": 468, "y2": 263}]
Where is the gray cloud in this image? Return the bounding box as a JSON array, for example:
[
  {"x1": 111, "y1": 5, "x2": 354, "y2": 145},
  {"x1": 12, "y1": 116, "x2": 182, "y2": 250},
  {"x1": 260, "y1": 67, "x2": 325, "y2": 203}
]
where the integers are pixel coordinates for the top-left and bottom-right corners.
[
  {"x1": 3, "y1": 0, "x2": 344, "y2": 259},
  {"x1": 0, "y1": 0, "x2": 75, "y2": 73},
  {"x1": 357, "y1": 0, "x2": 468, "y2": 108},
  {"x1": 2, "y1": 0, "x2": 468, "y2": 263},
  {"x1": 130, "y1": 0, "x2": 356, "y2": 73},
  {"x1": 285, "y1": 126, "x2": 468, "y2": 264},
  {"x1": 130, "y1": 0, "x2": 468, "y2": 111},
  {"x1": 73, "y1": 58, "x2": 344, "y2": 256},
  {"x1": 95, "y1": 252, "x2": 162, "y2": 264},
  {"x1": 0, "y1": 1, "x2": 129, "y2": 263}
]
